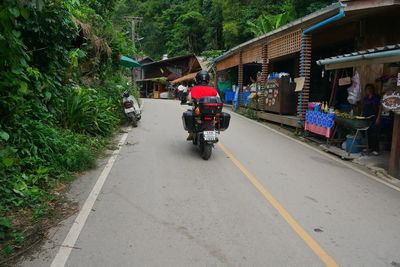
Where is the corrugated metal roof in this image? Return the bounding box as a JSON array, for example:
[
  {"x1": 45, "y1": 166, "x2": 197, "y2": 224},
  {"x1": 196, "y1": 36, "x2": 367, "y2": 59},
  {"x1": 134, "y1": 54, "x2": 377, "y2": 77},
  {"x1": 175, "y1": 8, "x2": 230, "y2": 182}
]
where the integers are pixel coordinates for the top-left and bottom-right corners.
[{"x1": 317, "y1": 44, "x2": 400, "y2": 63}]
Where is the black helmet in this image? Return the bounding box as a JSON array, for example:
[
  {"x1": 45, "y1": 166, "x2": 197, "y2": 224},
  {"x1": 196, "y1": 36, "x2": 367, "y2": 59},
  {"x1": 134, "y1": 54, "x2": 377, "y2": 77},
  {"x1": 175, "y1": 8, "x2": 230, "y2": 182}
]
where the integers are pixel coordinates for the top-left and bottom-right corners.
[{"x1": 196, "y1": 70, "x2": 210, "y2": 85}]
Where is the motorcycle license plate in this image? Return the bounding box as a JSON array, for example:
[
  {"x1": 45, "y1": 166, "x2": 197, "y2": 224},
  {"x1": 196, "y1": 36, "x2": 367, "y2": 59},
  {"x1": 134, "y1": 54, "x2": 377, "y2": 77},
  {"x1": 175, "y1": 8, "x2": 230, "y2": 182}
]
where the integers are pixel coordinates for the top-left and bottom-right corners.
[
  {"x1": 203, "y1": 131, "x2": 217, "y2": 141},
  {"x1": 125, "y1": 107, "x2": 135, "y2": 113}
]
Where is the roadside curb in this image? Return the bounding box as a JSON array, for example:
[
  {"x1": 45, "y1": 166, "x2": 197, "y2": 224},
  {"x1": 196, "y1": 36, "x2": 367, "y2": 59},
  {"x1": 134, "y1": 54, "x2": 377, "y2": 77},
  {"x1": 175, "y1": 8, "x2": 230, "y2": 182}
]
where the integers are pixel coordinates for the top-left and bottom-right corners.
[{"x1": 225, "y1": 106, "x2": 400, "y2": 192}]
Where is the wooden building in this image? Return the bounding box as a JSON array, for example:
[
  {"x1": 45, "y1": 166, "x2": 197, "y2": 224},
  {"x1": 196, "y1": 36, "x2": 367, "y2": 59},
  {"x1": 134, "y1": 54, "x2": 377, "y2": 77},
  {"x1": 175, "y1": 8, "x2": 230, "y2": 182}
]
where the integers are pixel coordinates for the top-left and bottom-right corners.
[
  {"x1": 214, "y1": 0, "x2": 400, "y2": 177},
  {"x1": 136, "y1": 54, "x2": 205, "y2": 98}
]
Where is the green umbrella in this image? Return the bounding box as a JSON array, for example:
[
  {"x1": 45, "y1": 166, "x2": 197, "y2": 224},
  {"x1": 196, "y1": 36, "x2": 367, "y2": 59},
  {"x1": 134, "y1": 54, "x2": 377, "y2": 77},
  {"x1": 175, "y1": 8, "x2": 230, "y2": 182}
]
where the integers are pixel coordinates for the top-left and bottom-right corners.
[{"x1": 118, "y1": 56, "x2": 141, "y2": 68}]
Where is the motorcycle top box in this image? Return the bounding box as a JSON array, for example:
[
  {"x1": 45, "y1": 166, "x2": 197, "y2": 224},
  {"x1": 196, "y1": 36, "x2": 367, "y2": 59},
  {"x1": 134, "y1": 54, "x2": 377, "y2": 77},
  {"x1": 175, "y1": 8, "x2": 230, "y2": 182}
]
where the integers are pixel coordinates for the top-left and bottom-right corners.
[{"x1": 198, "y1": 96, "x2": 223, "y2": 115}]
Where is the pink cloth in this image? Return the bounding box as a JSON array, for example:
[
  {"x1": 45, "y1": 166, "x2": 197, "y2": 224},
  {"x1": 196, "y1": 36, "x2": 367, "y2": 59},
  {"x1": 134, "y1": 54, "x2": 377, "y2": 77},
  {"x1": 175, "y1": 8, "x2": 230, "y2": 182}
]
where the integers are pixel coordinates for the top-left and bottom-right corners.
[{"x1": 305, "y1": 123, "x2": 333, "y2": 138}]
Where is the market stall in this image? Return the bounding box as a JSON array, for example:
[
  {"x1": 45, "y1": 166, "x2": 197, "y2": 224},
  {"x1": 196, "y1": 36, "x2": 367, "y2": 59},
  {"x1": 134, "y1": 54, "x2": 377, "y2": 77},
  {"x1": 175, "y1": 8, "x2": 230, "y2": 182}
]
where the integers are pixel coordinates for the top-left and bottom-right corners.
[{"x1": 316, "y1": 45, "x2": 400, "y2": 176}]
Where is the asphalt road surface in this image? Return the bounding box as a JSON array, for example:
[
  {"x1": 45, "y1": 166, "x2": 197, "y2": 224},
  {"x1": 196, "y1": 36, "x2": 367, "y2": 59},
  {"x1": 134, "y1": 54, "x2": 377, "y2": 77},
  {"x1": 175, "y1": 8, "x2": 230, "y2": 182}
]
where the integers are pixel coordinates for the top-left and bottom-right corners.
[{"x1": 20, "y1": 99, "x2": 400, "y2": 267}]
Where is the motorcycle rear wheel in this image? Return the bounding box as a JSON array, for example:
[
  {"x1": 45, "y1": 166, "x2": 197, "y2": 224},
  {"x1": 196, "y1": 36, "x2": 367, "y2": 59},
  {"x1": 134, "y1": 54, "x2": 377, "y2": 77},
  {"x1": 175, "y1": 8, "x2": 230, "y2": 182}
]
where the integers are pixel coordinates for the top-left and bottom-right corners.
[
  {"x1": 131, "y1": 116, "x2": 138, "y2": 127},
  {"x1": 201, "y1": 143, "x2": 212, "y2": 160}
]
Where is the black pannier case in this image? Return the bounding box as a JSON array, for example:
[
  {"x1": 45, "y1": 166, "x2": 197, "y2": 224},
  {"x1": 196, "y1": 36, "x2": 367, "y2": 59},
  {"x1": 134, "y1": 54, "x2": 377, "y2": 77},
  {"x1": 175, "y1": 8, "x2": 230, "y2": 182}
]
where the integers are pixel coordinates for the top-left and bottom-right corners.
[
  {"x1": 198, "y1": 96, "x2": 223, "y2": 115},
  {"x1": 182, "y1": 111, "x2": 195, "y2": 131},
  {"x1": 218, "y1": 112, "x2": 231, "y2": 131}
]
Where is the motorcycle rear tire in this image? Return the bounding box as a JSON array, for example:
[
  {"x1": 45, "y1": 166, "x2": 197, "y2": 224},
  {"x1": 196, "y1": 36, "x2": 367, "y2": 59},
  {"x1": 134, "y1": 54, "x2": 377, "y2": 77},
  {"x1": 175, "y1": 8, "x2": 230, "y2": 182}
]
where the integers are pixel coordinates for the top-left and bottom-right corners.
[
  {"x1": 201, "y1": 143, "x2": 212, "y2": 160},
  {"x1": 131, "y1": 117, "x2": 138, "y2": 127}
]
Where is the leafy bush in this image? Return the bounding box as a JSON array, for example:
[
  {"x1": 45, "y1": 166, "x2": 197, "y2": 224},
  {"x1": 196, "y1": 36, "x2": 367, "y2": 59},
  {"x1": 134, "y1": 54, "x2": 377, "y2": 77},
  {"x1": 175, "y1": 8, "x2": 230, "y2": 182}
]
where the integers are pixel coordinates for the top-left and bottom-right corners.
[
  {"x1": 238, "y1": 108, "x2": 259, "y2": 121},
  {"x1": 0, "y1": 0, "x2": 138, "y2": 258},
  {"x1": 0, "y1": 124, "x2": 101, "y2": 211},
  {"x1": 58, "y1": 86, "x2": 119, "y2": 136}
]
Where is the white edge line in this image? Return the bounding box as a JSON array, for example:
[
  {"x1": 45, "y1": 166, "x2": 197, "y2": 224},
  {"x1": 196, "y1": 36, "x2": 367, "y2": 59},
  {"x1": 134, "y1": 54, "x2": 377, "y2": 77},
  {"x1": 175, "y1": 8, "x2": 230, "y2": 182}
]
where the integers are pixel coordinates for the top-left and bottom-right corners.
[
  {"x1": 50, "y1": 130, "x2": 131, "y2": 267},
  {"x1": 229, "y1": 110, "x2": 400, "y2": 193}
]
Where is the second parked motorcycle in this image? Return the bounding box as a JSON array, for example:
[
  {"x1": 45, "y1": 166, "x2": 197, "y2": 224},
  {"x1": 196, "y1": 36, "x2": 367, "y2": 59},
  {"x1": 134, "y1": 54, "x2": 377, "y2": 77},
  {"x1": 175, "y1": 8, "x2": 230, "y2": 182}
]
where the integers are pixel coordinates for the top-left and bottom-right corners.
[{"x1": 121, "y1": 89, "x2": 141, "y2": 127}]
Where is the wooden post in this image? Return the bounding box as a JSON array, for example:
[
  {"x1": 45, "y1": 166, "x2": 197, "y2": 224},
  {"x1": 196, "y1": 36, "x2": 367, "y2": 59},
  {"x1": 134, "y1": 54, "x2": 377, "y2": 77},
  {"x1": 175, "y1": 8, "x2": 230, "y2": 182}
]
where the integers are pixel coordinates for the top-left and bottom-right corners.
[
  {"x1": 261, "y1": 43, "x2": 269, "y2": 111},
  {"x1": 238, "y1": 51, "x2": 244, "y2": 107},
  {"x1": 297, "y1": 34, "x2": 312, "y2": 123},
  {"x1": 389, "y1": 113, "x2": 400, "y2": 178},
  {"x1": 214, "y1": 71, "x2": 219, "y2": 91}
]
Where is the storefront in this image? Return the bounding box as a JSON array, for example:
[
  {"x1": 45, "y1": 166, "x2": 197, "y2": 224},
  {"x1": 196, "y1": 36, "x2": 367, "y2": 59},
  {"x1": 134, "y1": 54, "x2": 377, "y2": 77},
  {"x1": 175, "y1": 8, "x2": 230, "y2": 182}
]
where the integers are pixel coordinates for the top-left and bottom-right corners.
[
  {"x1": 213, "y1": 4, "x2": 342, "y2": 127},
  {"x1": 213, "y1": 0, "x2": 400, "y2": 177},
  {"x1": 315, "y1": 45, "x2": 400, "y2": 178}
]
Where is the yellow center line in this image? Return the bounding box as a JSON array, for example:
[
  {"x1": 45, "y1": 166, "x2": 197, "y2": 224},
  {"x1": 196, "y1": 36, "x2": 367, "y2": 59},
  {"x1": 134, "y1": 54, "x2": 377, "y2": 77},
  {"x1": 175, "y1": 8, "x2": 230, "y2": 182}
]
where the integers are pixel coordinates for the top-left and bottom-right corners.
[{"x1": 217, "y1": 142, "x2": 339, "y2": 267}]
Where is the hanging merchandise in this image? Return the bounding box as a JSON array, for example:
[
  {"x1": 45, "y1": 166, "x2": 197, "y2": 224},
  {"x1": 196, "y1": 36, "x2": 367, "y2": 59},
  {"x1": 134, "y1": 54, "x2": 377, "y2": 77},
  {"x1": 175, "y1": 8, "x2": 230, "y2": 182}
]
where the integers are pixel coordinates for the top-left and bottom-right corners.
[
  {"x1": 338, "y1": 70, "x2": 352, "y2": 86},
  {"x1": 347, "y1": 71, "x2": 361, "y2": 104}
]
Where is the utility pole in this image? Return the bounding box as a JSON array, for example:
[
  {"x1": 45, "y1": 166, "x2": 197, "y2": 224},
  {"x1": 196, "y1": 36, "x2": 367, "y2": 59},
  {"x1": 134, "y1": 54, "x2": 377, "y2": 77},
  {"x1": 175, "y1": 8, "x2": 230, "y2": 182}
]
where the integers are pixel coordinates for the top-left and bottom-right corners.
[
  {"x1": 124, "y1": 16, "x2": 143, "y2": 87},
  {"x1": 124, "y1": 16, "x2": 143, "y2": 44}
]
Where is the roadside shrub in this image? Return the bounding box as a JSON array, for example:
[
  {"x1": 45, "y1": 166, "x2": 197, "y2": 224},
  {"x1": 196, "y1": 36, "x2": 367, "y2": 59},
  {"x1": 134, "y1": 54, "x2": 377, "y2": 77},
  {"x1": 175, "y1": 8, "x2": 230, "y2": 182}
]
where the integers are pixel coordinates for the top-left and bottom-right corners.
[{"x1": 58, "y1": 86, "x2": 119, "y2": 136}]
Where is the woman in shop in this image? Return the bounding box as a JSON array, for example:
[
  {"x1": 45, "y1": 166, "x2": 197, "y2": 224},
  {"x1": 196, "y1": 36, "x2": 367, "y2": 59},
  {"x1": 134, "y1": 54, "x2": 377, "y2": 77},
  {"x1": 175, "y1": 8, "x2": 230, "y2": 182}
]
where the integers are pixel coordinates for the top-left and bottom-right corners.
[{"x1": 363, "y1": 84, "x2": 382, "y2": 155}]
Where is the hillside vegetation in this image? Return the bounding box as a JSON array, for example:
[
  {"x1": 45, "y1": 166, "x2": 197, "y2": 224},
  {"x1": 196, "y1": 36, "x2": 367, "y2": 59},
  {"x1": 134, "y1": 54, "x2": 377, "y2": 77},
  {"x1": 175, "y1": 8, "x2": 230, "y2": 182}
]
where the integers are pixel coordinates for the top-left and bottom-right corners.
[
  {"x1": 0, "y1": 0, "x2": 135, "y2": 258},
  {"x1": 116, "y1": 0, "x2": 335, "y2": 59}
]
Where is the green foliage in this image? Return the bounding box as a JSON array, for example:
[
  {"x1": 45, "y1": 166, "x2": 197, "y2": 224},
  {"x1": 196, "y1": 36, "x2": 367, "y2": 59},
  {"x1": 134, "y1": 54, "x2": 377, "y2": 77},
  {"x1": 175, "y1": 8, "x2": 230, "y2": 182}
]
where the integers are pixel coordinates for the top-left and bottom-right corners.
[
  {"x1": 116, "y1": 0, "x2": 335, "y2": 59},
  {"x1": 201, "y1": 50, "x2": 224, "y2": 60},
  {"x1": 0, "y1": 0, "x2": 137, "y2": 231},
  {"x1": 0, "y1": 216, "x2": 17, "y2": 256},
  {"x1": 247, "y1": 12, "x2": 293, "y2": 36},
  {"x1": 58, "y1": 86, "x2": 119, "y2": 136},
  {"x1": 238, "y1": 108, "x2": 259, "y2": 121},
  {"x1": 0, "y1": 0, "x2": 140, "y2": 260}
]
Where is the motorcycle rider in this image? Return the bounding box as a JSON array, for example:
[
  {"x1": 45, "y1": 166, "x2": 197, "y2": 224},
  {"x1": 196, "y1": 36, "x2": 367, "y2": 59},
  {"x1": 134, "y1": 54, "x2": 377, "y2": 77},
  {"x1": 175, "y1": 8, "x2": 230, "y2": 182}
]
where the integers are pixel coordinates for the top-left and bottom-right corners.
[{"x1": 186, "y1": 70, "x2": 220, "y2": 140}]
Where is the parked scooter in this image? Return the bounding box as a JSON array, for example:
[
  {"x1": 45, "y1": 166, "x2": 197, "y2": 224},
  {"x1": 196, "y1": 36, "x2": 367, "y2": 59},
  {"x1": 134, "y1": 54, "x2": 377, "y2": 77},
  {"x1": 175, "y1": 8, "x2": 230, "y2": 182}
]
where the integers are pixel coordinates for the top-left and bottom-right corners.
[
  {"x1": 121, "y1": 89, "x2": 141, "y2": 127},
  {"x1": 182, "y1": 96, "x2": 230, "y2": 160}
]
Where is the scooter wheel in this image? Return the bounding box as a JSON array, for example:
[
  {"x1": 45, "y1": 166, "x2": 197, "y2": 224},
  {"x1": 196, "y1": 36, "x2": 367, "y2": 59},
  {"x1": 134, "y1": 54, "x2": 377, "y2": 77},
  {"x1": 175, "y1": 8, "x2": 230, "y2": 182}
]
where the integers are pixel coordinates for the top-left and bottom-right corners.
[{"x1": 131, "y1": 117, "x2": 138, "y2": 127}]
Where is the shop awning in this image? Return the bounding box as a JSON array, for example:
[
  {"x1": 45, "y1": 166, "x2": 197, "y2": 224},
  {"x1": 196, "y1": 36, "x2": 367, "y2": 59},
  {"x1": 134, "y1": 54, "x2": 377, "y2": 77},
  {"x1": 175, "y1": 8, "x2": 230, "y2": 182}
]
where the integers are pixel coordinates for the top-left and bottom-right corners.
[
  {"x1": 118, "y1": 56, "x2": 141, "y2": 68},
  {"x1": 171, "y1": 73, "x2": 197, "y2": 84},
  {"x1": 317, "y1": 44, "x2": 400, "y2": 70}
]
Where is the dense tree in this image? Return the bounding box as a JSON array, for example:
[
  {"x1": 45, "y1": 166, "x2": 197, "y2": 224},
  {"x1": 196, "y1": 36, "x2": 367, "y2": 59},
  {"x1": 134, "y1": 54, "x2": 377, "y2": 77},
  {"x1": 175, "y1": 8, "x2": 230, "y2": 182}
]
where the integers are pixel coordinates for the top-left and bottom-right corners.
[
  {"x1": 116, "y1": 0, "x2": 335, "y2": 59},
  {"x1": 0, "y1": 0, "x2": 137, "y2": 256}
]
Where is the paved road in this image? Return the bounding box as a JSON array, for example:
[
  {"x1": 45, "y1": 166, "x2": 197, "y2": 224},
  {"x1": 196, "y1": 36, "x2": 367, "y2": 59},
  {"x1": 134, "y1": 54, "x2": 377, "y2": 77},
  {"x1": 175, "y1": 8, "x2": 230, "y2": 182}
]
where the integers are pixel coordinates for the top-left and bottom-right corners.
[{"x1": 21, "y1": 99, "x2": 400, "y2": 267}]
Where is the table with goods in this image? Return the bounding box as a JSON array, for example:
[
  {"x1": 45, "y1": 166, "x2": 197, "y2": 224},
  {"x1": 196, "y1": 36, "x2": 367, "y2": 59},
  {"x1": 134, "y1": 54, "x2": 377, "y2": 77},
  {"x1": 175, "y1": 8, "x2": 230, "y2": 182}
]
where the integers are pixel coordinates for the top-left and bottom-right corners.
[{"x1": 305, "y1": 102, "x2": 374, "y2": 155}]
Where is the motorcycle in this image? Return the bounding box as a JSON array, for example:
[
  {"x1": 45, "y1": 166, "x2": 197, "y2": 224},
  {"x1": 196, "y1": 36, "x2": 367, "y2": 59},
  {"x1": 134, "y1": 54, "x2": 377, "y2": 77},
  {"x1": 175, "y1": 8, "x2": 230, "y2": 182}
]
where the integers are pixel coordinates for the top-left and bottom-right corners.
[
  {"x1": 121, "y1": 89, "x2": 141, "y2": 127},
  {"x1": 182, "y1": 96, "x2": 231, "y2": 160}
]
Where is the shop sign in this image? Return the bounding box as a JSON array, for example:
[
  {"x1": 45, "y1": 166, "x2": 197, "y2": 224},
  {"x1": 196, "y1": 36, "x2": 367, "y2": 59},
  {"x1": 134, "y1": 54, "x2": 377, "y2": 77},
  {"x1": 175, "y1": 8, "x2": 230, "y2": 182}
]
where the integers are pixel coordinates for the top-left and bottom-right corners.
[
  {"x1": 294, "y1": 77, "x2": 305, "y2": 92},
  {"x1": 382, "y1": 90, "x2": 400, "y2": 113}
]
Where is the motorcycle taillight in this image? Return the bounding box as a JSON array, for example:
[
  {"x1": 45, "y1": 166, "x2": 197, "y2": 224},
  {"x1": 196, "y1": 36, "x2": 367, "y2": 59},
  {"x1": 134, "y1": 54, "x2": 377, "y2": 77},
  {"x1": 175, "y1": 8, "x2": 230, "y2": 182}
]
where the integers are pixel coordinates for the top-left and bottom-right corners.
[{"x1": 124, "y1": 102, "x2": 133, "y2": 108}]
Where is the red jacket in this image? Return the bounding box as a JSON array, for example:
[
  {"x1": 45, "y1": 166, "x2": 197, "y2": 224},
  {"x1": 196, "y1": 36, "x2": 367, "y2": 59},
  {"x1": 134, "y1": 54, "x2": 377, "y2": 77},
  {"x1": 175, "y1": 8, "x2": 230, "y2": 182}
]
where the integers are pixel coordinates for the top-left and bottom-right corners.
[{"x1": 190, "y1": 86, "x2": 218, "y2": 99}]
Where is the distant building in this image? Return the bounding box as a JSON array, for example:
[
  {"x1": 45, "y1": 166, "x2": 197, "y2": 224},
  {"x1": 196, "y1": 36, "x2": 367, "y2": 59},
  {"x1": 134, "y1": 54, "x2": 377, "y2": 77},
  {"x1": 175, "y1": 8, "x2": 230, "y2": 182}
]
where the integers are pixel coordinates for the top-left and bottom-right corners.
[{"x1": 136, "y1": 54, "x2": 209, "y2": 98}]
